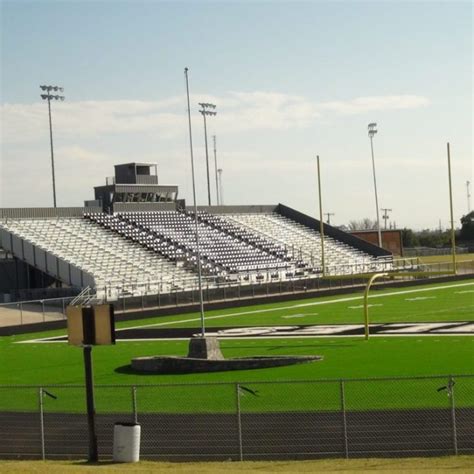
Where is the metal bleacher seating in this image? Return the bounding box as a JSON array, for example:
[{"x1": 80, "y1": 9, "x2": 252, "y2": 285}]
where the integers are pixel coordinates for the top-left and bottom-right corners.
[
  {"x1": 1, "y1": 218, "x2": 197, "y2": 296},
  {"x1": 87, "y1": 211, "x2": 294, "y2": 280},
  {"x1": 223, "y1": 213, "x2": 387, "y2": 275}
]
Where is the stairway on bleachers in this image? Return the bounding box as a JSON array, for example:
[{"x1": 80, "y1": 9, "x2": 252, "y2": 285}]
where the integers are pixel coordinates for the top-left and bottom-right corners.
[
  {"x1": 223, "y1": 212, "x2": 388, "y2": 275},
  {"x1": 87, "y1": 211, "x2": 295, "y2": 279}
]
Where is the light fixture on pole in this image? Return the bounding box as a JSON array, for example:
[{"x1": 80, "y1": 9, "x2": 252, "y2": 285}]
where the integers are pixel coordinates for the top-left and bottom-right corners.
[
  {"x1": 381, "y1": 208, "x2": 392, "y2": 230},
  {"x1": 40, "y1": 85, "x2": 65, "y2": 208},
  {"x1": 198, "y1": 102, "x2": 217, "y2": 206},
  {"x1": 368, "y1": 123, "x2": 382, "y2": 247}
]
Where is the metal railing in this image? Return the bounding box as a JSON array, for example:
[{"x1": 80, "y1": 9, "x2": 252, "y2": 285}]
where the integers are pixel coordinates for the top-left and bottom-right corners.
[
  {"x1": 0, "y1": 375, "x2": 472, "y2": 460},
  {"x1": 1, "y1": 261, "x2": 473, "y2": 328}
]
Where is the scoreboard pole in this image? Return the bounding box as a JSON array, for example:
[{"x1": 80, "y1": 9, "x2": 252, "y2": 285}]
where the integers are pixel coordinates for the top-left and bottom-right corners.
[{"x1": 83, "y1": 344, "x2": 98, "y2": 462}]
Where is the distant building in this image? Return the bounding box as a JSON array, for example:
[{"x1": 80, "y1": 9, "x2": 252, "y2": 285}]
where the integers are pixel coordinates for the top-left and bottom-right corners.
[{"x1": 350, "y1": 230, "x2": 403, "y2": 256}]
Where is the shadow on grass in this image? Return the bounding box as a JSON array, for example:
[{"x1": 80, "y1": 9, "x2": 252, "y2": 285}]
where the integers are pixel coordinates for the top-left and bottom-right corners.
[{"x1": 115, "y1": 364, "x2": 152, "y2": 375}]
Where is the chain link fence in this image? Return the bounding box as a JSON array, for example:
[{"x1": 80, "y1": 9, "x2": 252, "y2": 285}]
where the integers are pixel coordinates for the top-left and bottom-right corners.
[{"x1": 0, "y1": 375, "x2": 472, "y2": 460}]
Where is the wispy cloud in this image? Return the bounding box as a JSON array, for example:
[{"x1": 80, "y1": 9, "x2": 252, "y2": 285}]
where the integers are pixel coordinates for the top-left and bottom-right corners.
[
  {"x1": 1, "y1": 92, "x2": 430, "y2": 144},
  {"x1": 318, "y1": 95, "x2": 431, "y2": 115}
]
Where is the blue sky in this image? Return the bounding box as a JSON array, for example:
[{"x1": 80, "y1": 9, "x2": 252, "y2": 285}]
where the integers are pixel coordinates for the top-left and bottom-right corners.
[{"x1": 1, "y1": 0, "x2": 472, "y2": 230}]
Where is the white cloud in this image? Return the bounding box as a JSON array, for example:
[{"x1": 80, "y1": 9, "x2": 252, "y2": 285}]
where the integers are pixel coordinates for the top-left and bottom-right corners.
[
  {"x1": 1, "y1": 92, "x2": 430, "y2": 144},
  {"x1": 318, "y1": 95, "x2": 431, "y2": 115}
]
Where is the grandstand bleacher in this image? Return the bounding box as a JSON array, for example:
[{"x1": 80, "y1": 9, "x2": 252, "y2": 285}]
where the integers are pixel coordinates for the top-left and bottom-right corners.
[{"x1": 0, "y1": 162, "x2": 393, "y2": 304}]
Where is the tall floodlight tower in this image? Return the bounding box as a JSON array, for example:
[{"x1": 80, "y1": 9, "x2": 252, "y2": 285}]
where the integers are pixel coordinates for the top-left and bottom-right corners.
[
  {"x1": 467, "y1": 181, "x2": 472, "y2": 213},
  {"x1": 198, "y1": 103, "x2": 217, "y2": 206},
  {"x1": 40, "y1": 85, "x2": 65, "y2": 207},
  {"x1": 368, "y1": 123, "x2": 382, "y2": 247}
]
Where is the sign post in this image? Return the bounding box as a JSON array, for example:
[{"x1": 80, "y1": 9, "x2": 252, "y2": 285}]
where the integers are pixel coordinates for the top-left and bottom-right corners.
[{"x1": 66, "y1": 304, "x2": 115, "y2": 462}]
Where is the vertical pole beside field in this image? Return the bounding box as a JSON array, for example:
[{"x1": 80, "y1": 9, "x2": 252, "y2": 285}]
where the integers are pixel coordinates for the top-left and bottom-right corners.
[
  {"x1": 447, "y1": 143, "x2": 457, "y2": 275},
  {"x1": 449, "y1": 375, "x2": 458, "y2": 455},
  {"x1": 185, "y1": 67, "x2": 206, "y2": 337},
  {"x1": 38, "y1": 388, "x2": 45, "y2": 460},
  {"x1": 316, "y1": 156, "x2": 326, "y2": 277},
  {"x1": 339, "y1": 380, "x2": 349, "y2": 459},
  {"x1": 132, "y1": 386, "x2": 138, "y2": 424},
  {"x1": 83, "y1": 345, "x2": 98, "y2": 462},
  {"x1": 235, "y1": 384, "x2": 243, "y2": 461},
  {"x1": 364, "y1": 273, "x2": 387, "y2": 340}
]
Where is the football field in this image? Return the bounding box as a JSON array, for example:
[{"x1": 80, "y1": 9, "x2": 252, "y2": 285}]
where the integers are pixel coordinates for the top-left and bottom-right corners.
[{"x1": 0, "y1": 279, "x2": 472, "y2": 408}]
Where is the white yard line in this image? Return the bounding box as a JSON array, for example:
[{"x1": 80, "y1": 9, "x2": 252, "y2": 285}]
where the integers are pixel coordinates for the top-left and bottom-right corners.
[
  {"x1": 122, "y1": 281, "x2": 474, "y2": 331},
  {"x1": 18, "y1": 281, "x2": 474, "y2": 344}
]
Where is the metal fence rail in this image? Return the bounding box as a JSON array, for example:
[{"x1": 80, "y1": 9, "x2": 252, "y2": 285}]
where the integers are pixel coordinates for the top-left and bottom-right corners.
[
  {"x1": 2, "y1": 265, "x2": 473, "y2": 328},
  {"x1": 0, "y1": 375, "x2": 472, "y2": 460}
]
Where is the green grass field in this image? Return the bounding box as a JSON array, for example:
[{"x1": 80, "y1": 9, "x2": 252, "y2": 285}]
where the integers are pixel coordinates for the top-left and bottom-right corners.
[
  {"x1": 1, "y1": 456, "x2": 473, "y2": 473},
  {"x1": 0, "y1": 278, "x2": 473, "y2": 413}
]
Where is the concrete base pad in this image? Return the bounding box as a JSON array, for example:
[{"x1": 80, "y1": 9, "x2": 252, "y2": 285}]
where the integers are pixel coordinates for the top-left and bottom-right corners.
[
  {"x1": 187, "y1": 336, "x2": 224, "y2": 360},
  {"x1": 131, "y1": 355, "x2": 322, "y2": 374}
]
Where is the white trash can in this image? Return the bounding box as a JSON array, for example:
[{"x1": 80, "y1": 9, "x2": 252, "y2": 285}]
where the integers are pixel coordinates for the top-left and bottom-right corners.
[{"x1": 113, "y1": 422, "x2": 141, "y2": 462}]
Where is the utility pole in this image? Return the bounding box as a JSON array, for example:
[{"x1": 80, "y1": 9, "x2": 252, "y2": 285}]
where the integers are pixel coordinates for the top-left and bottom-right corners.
[
  {"x1": 381, "y1": 208, "x2": 392, "y2": 230},
  {"x1": 324, "y1": 212, "x2": 335, "y2": 225}
]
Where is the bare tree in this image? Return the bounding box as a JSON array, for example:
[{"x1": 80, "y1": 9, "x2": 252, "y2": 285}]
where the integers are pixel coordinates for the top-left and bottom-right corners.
[{"x1": 348, "y1": 218, "x2": 378, "y2": 231}]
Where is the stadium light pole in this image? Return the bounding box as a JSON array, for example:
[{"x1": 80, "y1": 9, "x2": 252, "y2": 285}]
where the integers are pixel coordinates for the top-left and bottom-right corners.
[
  {"x1": 447, "y1": 143, "x2": 457, "y2": 275},
  {"x1": 368, "y1": 123, "x2": 383, "y2": 248},
  {"x1": 40, "y1": 85, "x2": 65, "y2": 208},
  {"x1": 217, "y1": 168, "x2": 224, "y2": 205},
  {"x1": 185, "y1": 68, "x2": 206, "y2": 336},
  {"x1": 316, "y1": 156, "x2": 326, "y2": 277},
  {"x1": 213, "y1": 135, "x2": 220, "y2": 205},
  {"x1": 198, "y1": 103, "x2": 217, "y2": 206}
]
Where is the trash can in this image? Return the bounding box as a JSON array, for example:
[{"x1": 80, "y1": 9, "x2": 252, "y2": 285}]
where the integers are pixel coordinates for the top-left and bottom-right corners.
[{"x1": 113, "y1": 422, "x2": 141, "y2": 462}]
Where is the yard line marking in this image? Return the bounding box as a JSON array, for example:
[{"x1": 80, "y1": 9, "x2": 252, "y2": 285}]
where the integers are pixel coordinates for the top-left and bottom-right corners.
[
  {"x1": 405, "y1": 296, "x2": 437, "y2": 301},
  {"x1": 455, "y1": 290, "x2": 474, "y2": 294},
  {"x1": 282, "y1": 314, "x2": 308, "y2": 319},
  {"x1": 120, "y1": 281, "x2": 474, "y2": 331},
  {"x1": 436, "y1": 323, "x2": 474, "y2": 333},
  {"x1": 348, "y1": 304, "x2": 383, "y2": 309},
  {"x1": 382, "y1": 323, "x2": 455, "y2": 334}
]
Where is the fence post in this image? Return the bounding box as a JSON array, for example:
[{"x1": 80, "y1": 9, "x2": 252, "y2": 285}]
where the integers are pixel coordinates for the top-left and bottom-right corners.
[
  {"x1": 235, "y1": 383, "x2": 243, "y2": 461},
  {"x1": 340, "y1": 380, "x2": 349, "y2": 459},
  {"x1": 132, "y1": 386, "x2": 138, "y2": 424},
  {"x1": 41, "y1": 300, "x2": 45, "y2": 322},
  {"x1": 62, "y1": 298, "x2": 66, "y2": 319},
  {"x1": 38, "y1": 388, "x2": 45, "y2": 460},
  {"x1": 449, "y1": 375, "x2": 458, "y2": 455},
  {"x1": 19, "y1": 303, "x2": 23, "y2": 325}
]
